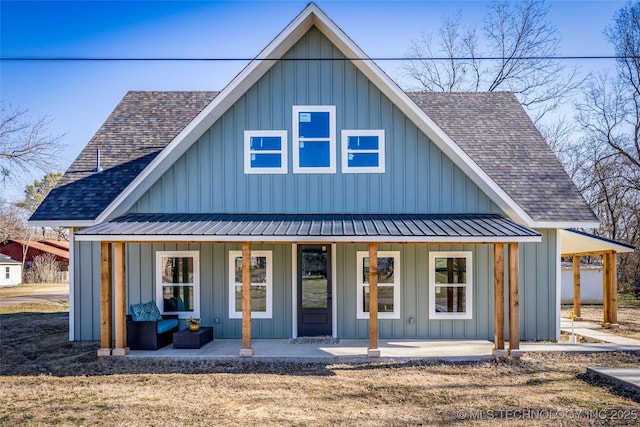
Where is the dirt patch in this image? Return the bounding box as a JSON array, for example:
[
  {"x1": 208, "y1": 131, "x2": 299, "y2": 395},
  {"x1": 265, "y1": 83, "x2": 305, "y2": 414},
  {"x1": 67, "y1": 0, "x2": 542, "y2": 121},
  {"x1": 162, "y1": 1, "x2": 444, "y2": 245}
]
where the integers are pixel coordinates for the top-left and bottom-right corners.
[{"x1": 2, "y1": 311, "x2": 640, "y2": 426}]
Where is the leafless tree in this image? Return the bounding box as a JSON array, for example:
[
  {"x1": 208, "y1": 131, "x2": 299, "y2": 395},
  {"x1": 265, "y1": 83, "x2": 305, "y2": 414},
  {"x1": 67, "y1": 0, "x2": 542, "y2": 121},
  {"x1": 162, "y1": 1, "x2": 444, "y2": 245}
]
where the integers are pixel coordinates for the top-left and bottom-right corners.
[
  {"x1": 404, "y1": 0, "x2": 581, "y2": 123},
  {"x1": 573, "y1": 1, "x2": 640, "y2": 288},
  {"x1": 0, "y1": 199, "x2": 28, "y2": 242},
  {"x1": 0, "y1": 102, "x2": 64, "y2": 185}
]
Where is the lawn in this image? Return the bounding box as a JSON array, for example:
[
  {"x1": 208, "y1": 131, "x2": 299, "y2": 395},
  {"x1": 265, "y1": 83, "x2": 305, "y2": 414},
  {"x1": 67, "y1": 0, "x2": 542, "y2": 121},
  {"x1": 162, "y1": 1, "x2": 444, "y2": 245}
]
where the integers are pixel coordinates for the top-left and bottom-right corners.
[{"x1": 1, "y1": 292, "x2": 640, "y2": 425}]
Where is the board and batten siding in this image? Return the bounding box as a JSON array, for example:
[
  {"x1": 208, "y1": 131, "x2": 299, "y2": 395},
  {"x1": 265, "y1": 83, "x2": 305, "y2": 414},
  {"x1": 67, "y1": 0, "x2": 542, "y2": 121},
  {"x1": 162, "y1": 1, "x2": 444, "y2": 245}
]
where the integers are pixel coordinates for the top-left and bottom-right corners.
[
  {"x1": 131, "y1": 27, "x2": 501, "y2": 216},
  {"x1": 72, "y1": 233, "x2": 558, "y2": 341}
]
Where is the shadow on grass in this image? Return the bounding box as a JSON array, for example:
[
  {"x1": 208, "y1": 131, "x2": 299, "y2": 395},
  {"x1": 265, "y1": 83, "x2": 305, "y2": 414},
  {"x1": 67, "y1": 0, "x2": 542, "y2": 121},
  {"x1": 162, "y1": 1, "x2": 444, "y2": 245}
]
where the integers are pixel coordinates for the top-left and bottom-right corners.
[{"x1": 578, "y1": 371, "x2": 640, "y2": 403}]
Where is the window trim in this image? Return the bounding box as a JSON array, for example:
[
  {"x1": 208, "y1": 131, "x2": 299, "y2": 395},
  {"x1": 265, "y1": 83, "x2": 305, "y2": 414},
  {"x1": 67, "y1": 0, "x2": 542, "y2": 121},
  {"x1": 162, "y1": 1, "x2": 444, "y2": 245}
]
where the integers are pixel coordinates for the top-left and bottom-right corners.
[
  {"x1": 356, "y1": 251, "x2": 401, "y2": 319},
  {"x1": 341, "y1": 129, "x2": 385, "y2": 173},
  {"x1": 244, "y1": 130, "x2": 288, "y2": 174},
  {"x1": 228, "y1": 250, "x2": 273, "y2": 319},
  {"x1": 429, "y1": 251, "x2": 473, "y2": 320},
  {"x1": 155, "y1": 250, "x2": 200, "y2": 319},
  {"x1": 292, "y1": 105, "x2": 336, "y2": 174}
]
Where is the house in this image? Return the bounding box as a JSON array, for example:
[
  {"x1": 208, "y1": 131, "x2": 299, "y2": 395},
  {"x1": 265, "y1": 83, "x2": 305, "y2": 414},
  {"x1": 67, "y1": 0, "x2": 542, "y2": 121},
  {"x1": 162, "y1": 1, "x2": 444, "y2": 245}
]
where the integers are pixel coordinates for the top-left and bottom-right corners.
[
  {"x1": 0, "y1": 254, "x2": 22, "y2": 287},
  {"x1": 30, "y1": 3, "x2": 603, "y2": 357},
  {"x1": 0, "y1": 240, "x2": 70, "y2": 279}
]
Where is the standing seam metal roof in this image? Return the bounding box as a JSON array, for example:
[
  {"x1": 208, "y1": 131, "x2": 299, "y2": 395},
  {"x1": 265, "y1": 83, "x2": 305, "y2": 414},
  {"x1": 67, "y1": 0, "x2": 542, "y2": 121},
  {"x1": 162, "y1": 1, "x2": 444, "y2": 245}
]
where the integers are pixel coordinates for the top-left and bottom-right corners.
[{"x1": 74, "y1": 213, "x2": 541, "y2": 242}]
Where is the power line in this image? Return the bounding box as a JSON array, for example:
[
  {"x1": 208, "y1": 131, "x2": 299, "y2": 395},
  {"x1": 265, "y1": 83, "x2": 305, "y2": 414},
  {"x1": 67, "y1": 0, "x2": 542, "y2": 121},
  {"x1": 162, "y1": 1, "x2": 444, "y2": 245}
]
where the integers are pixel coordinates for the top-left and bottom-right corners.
[{"x1": 0, "y1": 55, "x2": 636, "y2": 62}]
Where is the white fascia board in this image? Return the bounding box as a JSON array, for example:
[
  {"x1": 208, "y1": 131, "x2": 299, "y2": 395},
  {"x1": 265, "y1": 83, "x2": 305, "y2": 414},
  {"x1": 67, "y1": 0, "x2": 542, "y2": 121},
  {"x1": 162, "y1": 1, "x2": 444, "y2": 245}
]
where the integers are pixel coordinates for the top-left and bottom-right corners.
[
  {"x1": 75, "y1": 234, "x2": 542, "y2": 244},
  {"x1": 96, "y1": 7, "x2": 318, "y2": 223},
  {"x1": 531, "y1": 220, "x2": 600, "y2": 230},
  {"x1": 28, "y1": 220, "x2": 96, "y2": 228}
]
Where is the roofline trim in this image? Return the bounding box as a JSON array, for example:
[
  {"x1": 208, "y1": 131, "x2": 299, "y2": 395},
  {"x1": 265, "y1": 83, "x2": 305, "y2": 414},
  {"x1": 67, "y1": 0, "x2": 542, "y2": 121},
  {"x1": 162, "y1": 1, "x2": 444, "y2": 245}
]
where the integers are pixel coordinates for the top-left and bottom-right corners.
[
  {"x1": 531, "y1": 220, "x2": 600, "y2": 229},
  {"x1": 91, "y1": 3, "x2": 566, "y2": 228},
  {"x1": 75, "y1": 234, "x2": 542, "y2": 244},
  {"x1": 28, "y1": 220, "x2": 97, "y2": 228}
]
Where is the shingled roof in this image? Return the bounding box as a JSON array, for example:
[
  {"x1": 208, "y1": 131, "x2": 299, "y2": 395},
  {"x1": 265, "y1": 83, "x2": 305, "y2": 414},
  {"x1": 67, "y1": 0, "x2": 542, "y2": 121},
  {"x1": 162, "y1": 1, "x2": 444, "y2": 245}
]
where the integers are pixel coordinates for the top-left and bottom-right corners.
[
  {"x1": 407, "y1": 92, "x2": 596, "y2": 223},
  {"x1": 31, "y1": 90, "x2": 595, "y2": 225},
  {"x1": 31, "y1": 91, "x2": 218, "y2": 222}
]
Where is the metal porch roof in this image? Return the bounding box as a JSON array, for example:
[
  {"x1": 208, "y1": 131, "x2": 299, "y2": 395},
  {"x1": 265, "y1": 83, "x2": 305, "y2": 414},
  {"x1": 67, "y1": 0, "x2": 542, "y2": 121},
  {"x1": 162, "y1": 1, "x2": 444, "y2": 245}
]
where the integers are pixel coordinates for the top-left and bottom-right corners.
[{"x1": 75, "y1": 213, "x2": 541, "y2": 243}]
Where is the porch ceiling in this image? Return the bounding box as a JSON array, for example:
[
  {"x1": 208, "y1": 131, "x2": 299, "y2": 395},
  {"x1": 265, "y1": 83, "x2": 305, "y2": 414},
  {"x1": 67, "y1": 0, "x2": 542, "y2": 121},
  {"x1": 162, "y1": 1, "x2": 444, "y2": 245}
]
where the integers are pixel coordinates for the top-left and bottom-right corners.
[
  {"x1": 75, "y1": 213, "x2": 541, "y2": 243},
  {"x1": 559, "y1": 229, "x2": 635, "y2": 256}
]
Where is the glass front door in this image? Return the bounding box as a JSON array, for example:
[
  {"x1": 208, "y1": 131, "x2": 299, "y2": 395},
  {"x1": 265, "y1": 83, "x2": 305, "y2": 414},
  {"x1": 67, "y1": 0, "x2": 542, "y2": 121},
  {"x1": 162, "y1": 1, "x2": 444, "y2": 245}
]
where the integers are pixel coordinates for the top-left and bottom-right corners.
[{"x1": 297, "y1": 245, "x2": 332, "y2": 336}]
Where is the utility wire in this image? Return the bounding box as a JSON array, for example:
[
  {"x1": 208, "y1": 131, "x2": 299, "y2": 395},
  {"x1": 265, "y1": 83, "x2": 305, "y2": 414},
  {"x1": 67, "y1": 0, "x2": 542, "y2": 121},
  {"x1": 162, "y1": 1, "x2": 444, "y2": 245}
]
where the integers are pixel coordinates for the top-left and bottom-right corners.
[{"x1": 0, "y1": 55, "x2": 636, "y2": 62}]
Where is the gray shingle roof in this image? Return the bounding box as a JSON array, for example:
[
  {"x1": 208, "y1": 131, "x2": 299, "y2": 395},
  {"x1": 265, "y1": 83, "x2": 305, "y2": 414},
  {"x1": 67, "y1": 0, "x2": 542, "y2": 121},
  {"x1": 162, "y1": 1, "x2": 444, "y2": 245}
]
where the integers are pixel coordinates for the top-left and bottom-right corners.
[
  {"x1": 75, "y1": 213, "x2": 541, "y2": 243},
  {"x1": 407, "y1": 92, "x2": 596, "y2": 223},
  {"x1": 31, "y1": 91, "x2": 218, "y2": 221},
  {"x1": 32, "y1": 90, "x2": 595, "y2": 225}
]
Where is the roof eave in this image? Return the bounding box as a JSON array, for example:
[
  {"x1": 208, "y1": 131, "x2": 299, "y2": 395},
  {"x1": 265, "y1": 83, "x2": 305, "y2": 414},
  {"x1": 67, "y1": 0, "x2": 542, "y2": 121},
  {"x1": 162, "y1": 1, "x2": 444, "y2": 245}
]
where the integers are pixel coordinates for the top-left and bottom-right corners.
[
  {"x1": 74, "y1": 234, "x2": 542, "y2": 244},
  {"x1": 28, "y1": 220, "x2": 98, "y2": 228}
]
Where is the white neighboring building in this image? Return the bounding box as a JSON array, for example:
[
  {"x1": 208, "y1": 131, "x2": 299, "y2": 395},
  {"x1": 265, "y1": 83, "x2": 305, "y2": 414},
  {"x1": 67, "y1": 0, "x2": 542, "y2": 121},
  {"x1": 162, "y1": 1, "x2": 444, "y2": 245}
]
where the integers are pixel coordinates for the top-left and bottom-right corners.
[
  {"x1": 0, "y1": 254, "x2": 22, "y2": 287},
  {"x1": 561, "y1": 262, "x2": 603, "y2": 304}
]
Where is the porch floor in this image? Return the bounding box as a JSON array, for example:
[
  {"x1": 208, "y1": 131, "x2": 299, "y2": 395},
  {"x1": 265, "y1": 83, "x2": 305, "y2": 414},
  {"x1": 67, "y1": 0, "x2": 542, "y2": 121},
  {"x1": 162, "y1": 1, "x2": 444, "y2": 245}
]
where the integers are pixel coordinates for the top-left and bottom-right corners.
[{"x1": 129, "y1": 339, "x2": 497, "y2": 362}]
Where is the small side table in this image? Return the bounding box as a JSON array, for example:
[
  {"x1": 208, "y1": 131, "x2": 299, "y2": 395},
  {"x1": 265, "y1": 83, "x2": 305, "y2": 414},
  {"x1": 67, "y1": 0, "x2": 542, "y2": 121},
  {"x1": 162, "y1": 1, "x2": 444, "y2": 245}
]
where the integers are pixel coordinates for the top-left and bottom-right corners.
[{"x1": 173, "y1": 326, "x2": 214, "y2": 349}]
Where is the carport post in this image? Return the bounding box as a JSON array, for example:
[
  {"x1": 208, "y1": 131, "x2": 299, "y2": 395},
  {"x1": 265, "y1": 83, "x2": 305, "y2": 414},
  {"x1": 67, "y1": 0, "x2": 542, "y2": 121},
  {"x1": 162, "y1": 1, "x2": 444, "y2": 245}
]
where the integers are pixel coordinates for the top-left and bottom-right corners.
[
  {"x1": 240, "y1": 242, "x2": 254, "y2": 357},
  {"x1": 572, "y1": 256, "x2": 581, "y2": 320}
]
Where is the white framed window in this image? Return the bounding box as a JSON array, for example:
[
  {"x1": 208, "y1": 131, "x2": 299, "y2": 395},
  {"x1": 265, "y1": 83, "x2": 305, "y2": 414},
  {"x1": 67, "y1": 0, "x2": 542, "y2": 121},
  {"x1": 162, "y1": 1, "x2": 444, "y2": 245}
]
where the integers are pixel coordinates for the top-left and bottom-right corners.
[
  {"x1": 342, "y1": 129, "x2": 385, "y2": 173},
  {"x1": 229, "y1": 250, "x2": 273, "y2": 319},
  {"x1": 292, "y1": 105, "x2": 336, "y2": 173},
  {"x1": 356, "y1": 251, "x2": 400, "y2": 319},
  {"x1": 156, "y1": 251, "x2": 200, "y2": 319},
  {"x1": 429, "y1": 251, "x2": 472, "y2": 320},
  {"x1": 244, "y1": 130, "x2": 288, "y2": 174}
]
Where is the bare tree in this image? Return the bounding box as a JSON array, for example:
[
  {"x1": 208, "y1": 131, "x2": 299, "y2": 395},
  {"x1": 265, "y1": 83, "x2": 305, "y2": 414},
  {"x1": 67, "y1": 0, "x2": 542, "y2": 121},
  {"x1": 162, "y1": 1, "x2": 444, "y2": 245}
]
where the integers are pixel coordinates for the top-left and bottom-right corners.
[
  {"x1": 0, "y1": 199, "x2": 28, "y2": 242},
  {"x1": 573, "y1": 1, "x2": 640, "y2": 288},
  {"x1": 0, "y1": 102, "x2": 64, "y2": 185},
  {"x1": 404, "y1": 0, "x2": 581, "y2": 123}
]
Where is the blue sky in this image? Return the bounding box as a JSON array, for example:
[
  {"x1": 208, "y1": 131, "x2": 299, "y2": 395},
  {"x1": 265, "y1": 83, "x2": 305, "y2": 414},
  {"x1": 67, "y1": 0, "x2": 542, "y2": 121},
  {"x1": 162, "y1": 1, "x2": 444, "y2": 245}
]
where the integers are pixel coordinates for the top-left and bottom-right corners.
[{"x1": 0, "y1": 0, "x2": 626, "y2": 199}]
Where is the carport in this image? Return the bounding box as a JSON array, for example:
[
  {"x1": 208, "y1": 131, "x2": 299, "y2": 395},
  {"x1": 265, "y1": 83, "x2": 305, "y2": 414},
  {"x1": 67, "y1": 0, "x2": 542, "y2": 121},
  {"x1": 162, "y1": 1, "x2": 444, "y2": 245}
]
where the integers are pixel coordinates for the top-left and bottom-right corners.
[{"x1": 559, "y1": 229, "x2": 635, "y2": 327}]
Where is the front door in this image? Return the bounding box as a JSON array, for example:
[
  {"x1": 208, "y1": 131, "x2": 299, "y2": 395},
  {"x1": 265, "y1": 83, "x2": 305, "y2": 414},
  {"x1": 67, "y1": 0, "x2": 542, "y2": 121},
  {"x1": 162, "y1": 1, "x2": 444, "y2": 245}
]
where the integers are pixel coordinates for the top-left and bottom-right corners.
[{"x1": 297, "y1": 245, "x2": 332, "y2": 336}]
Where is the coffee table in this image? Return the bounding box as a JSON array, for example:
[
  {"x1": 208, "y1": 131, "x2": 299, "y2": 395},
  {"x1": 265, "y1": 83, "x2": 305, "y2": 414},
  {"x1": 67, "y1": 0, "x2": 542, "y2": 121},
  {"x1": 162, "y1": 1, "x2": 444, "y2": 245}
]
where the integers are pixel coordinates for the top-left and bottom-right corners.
[{"x1": 173, "y1": 326, "x2": 214, "y2": 349}]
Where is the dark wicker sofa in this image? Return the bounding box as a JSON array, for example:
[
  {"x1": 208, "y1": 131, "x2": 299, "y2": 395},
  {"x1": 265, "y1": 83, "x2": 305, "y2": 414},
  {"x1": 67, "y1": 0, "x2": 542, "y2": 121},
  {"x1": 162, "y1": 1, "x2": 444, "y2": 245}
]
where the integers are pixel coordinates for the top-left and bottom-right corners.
[{"x1": 126, "y1": 314, "x2": 179, "y2": 350}]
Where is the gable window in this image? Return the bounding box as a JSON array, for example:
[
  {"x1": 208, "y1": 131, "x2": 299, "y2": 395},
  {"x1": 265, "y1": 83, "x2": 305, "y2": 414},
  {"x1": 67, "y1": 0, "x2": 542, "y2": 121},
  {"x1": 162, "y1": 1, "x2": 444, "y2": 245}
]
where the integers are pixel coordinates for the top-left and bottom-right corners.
[
  {"x1": 156, "y1": 251, "x2": 200, "y2": 319},
  {"x1": 228, "y1": 250, "x2": 273, "y2": 319},
  {"x1": 292, "y1": 105, "x2": 336, "y2": 173},
  {"x1": 429, "y1": 252, "x2": 472, "y2": 320},
  {"x1": 342, "y1": 130, "x2": 385, "y2": 173},
  {"x1": 244, "y1": 130, "x2": 288, "y2": 174},
  {"x1": 356, "y1": 251, "x2": 400, "y2": 319}
]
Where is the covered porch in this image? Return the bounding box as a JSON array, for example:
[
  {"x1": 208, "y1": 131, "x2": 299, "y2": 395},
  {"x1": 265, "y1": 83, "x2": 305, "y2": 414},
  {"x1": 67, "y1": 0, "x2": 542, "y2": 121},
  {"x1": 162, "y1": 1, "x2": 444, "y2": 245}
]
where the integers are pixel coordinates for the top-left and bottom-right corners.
[{"x1": 74, "y1": 213, "x2": 542, "y2": 359}]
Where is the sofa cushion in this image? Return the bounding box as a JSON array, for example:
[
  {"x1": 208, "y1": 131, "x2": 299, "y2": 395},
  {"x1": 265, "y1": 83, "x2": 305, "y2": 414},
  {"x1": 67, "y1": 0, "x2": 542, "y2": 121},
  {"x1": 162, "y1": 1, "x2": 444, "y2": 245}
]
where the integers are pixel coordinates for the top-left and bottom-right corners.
[
  {"x1": 157, "y1": 319, "x2": 179, "y2": 334},
  {"x1": 130, "y1": 301, "x2": 163, "y2": 321}
]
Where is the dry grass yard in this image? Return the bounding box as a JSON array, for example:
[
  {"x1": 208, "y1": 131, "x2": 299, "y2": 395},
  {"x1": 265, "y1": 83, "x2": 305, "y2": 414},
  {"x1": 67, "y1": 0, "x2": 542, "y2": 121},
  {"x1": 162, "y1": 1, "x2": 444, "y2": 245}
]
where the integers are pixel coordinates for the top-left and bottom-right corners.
[
  {"x1": 562, "y1": 293, "x2": 640, "y2": 341},
  {"x1": 1, "y1": 290, "x2": 640, "y2": 425}
]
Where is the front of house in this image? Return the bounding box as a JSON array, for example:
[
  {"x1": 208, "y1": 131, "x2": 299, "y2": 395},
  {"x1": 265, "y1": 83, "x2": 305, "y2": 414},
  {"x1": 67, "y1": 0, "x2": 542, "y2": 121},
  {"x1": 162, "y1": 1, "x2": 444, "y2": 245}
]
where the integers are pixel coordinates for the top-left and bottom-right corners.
[{"x1": 30, "y1": 4, "x2": 598, "y2": 357}]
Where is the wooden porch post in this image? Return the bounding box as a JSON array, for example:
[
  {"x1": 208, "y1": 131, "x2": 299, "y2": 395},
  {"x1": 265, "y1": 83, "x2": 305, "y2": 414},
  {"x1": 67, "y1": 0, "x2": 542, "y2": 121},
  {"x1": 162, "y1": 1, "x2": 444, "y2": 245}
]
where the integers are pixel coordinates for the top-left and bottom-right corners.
[
  {"x1": 603, "y1": 251, "x2": 611, "y2": 327},
  {"x1": 239, "y1": 242, "x2": 254, "y2": 357},
  {"x1": 493, "y1": 244, "x2": 506, "y2": 357},
  {"x1": 508, "y1": 243, "x2": 521, "y2": 357},
  {"x1": 112, "y1": 242, "x2": 128, "y2": 356},
  {"x1": 606, "y1": 252, "x2": 619, "y2": 328},
  {"x1": 572, "y1": 255, "x2": 582, "y2": 320},
  {"x1": 367, "y1": 243, "x2": 380, "y2": 358},
  {"x1": 97, "y1": 242, "x2": 113, "y2": 357}
]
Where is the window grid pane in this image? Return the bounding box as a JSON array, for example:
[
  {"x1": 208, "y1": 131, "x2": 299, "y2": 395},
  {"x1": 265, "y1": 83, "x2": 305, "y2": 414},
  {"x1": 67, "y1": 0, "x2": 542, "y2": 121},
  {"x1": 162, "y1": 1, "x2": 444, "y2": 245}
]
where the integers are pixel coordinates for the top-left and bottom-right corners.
[{"x1": 363, "y1": 285, "x2": 395, "y2": 313}]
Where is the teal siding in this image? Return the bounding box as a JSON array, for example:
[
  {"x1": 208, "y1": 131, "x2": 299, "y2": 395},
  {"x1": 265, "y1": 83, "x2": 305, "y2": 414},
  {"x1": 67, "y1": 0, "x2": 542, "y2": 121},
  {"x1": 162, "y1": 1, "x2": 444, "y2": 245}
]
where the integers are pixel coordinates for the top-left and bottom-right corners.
[
  {"x1": 74, "y1": 239, "x2": 101, "y2": 341},
  {"x1": 132, "y1": 27, "x2": 501, "y2": 216},
  {"x1": 73, "y1": 237, "x2": 558, "y2": 341},
  {"x1": 123, "y1": 243, "x2": 292, "y2": 339}
]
